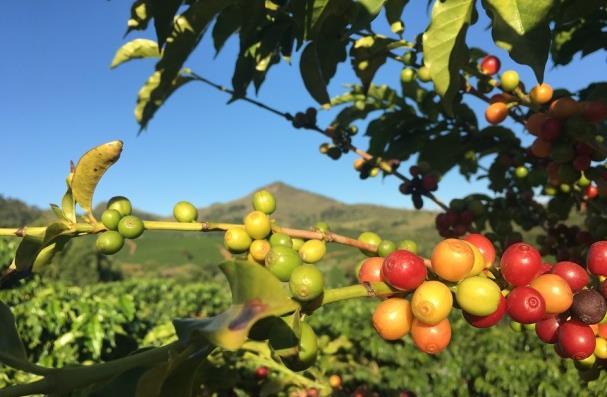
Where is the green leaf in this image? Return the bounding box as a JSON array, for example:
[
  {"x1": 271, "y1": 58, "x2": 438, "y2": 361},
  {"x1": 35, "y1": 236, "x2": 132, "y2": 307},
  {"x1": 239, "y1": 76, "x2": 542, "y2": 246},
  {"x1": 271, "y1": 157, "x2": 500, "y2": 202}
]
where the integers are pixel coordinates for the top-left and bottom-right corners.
[
  {"x1": 111, "y1": 39, "x2": 160, "y2": 69},
  {"x1": 482, "y1": 0, "x2": 554, "y2": 81},
  {"x1": 150, "y1": 0, "x2": 184, "y2": 48},
  {"x1": 358, "y1": 0, "x2": 386, "y2": 15},
  {"x1": 135, "y1": 0, "x2": 230, "y2": 128},
  {"x1": 0, "y1": 300, "x2": 27, "y2": 367},
  {"x1": 14, "y1": 222, "x2": 71, "y2": 272},
  {"x1": 135, "y1": 344, "x2": 212, "y2": 397},
  {"x1": 384, "y1": 0, "x2": 409, "y2": 34},
  {"x1": 422, "y1": 0, "x2": 474, "y2": 114},
  {"x1": 61, "y1": 185, "x2": 77, "y2": 224},
  {"x1": 350, "y1": 35, "x2": 392, "y2": 92},
  {"x1": 212, "y1": 4, "x2": 242, "y2": 55},
  {"x1": 173, "y1": 260, "x2": 299, "y2": 350},
  {"x1": 126, "y1": 0, "x2": 151, "y2": 34},
  {"x1": 300, "y1": 42, "x2": 331, "y2": 106},
  {"x1": 71, "y1": 141, "x2": 123, "y2": 214},
  {"x1": 135, "y1": 71, "x2": 194, "y2": 129},
  {"x1": 50, "y1": 203, "x2": 67, "y2": 221},
  {"x1": 418, "y1": 132, "x2": 466, "y2": 175}
]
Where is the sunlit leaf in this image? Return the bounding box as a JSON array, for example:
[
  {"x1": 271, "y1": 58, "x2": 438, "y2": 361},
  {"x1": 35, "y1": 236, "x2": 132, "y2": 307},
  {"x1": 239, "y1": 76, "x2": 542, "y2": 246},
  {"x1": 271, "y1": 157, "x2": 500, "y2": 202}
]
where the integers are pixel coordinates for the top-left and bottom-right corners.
[
  {"x1": 384, "y1": 0, "x2": 409, "y2": 34},
  {"x1": 126, "y1": 0, "x2": 151, "y2": 34},
  {"x1": 482, "y1": 0, "x2": 554, "y2": 81},
  {"x1": 111, "y1": 39, "x2": 160, "y2": 69},
  {"x1": 61, "y1": 185, "x2": 77, "y2": 224},
  {"x1": 422, "y1": 0, "x2": 474, "y2": 113},
  {"x1": 71, "y1": 141, "x2": 123, "y2": 215},
  {"x1": 135, "y1": 71, "x2": 194, "y2": 129},
  {"x1": 350, "y1": 35, "x2": 392, "y2": 92}
]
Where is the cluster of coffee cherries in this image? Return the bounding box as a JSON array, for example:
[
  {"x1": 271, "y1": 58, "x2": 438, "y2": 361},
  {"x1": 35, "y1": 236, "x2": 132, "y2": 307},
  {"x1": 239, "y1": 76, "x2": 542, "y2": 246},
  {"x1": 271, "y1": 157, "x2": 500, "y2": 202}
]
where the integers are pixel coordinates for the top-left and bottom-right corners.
[
  {"x1": 525, "y1": 96, "x2": 607, "y2": 195},
  {"x1": 537, "y1": 223, "x2": 593, "y2": 263},
  {"x1": 357, "y1": 234, "x2": 497, "y2": 354},
  {"x1": 223, "y1": 190, "x2": 326, "y2": 372},
  {"x1": 477, "y1": 55, "x2": 607, "y2": 197},
  {"x1": 95, "y1": 196, "x2": 146, "y2": 254},
  {"x1": 95, "y1": 197, "x2": 200, "y2": 255},
  {"x1": 397, "y1": 164, "x2": 439, "y2": 209},
  {"x1": 357, "y1": 231, "x2": 607, "y2": 367},
  {"x1": 292, "y1": 107, "x2": 318, "y2": 129},
  {"x1": 434, "y1": 197, "x2": 485, "y2": 238}
]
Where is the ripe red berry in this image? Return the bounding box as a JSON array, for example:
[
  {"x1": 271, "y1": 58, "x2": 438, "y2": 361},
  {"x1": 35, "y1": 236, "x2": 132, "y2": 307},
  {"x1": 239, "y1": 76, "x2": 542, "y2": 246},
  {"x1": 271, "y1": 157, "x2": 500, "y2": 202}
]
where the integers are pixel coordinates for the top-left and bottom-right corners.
[
  {"x1": 381, "y1": 250, "x2": 427, "y2": 291},
  {"x1": 463, "y1": 294, "x2": 506, "y2": 328},
  {"x1": 255, "y1": 366, "x2": 269, "y2": 379},
  {"x1": 463, "y1": 233, "x2": 496, "y2": 268},
  {"x1": 480, "y1": 55, "x2": 501, "y2": 75},
  {"x1": 581, "y1": 101, "x2": 607, "y2": 123},
  {"x1": 535, "y1": 262, "x2": 552, "y2": 278},
  {"x1": 601, "y1": 280, "x2": 607, "y2": 300},
  {"x1": 506, "y1": 286, "x2": 546, "y2": 324},
  {"x1": 551, "y1": 261, "x2": 589, "y2": 292},
  {"x1": 422, "y1": 174, "x2": 439, "y2": 191},
  {"x1": 500, "y1": 243, "x2": 542, "y2": 286},
  {"x1": 585, "y1": 185, "x2": 599, "y2": 199},
  {"x1": 539, "y1": 118, "x2": 562, "y2": 141},
  {"x1": 573, "y1": 155, "x2": 591, "y2": 171},
  {"x1": 536, "y1": 316, "x2": 562, "y2": 344},
  {"x1": 587, "y1": 241, "x2": 607, "y2": 276},
  {"x1": 558, "y1": 320, "x2": 596, "y2": 360}
]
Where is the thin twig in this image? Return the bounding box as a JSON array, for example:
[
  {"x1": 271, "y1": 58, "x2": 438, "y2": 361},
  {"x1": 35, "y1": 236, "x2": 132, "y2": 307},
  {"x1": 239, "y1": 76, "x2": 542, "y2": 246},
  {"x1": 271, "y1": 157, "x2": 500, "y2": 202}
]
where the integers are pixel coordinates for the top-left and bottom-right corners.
[{"x1": 189, "y1": 72, "x2": 450, "y2": 211}]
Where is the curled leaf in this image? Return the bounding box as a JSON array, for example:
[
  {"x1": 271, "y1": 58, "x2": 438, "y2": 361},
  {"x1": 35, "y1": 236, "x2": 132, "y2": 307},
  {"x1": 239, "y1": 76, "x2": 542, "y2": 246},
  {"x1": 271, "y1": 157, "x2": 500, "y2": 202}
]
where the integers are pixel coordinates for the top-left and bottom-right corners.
[
  {"x1": 71, "y1": 140, "x2": 123, "y2": 216},
  {"x1": 111, "y1": 39, "x2": 160, "y2": 69}
]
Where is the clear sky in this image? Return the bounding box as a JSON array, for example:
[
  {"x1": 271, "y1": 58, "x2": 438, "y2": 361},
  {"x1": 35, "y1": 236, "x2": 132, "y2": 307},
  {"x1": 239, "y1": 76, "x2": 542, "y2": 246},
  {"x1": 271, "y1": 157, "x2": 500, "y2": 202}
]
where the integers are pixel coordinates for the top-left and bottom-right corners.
[{"x1": 1, "y1": 1, "x2": 604, "y2": 215}]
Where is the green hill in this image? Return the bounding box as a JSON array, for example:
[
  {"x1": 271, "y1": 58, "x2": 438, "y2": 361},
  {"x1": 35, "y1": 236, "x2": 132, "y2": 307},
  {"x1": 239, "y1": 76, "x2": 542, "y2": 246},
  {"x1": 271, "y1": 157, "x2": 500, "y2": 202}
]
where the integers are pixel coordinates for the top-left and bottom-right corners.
[
  {"x1": 111, "y1": 182, "x2": 441, "y2": 281},
  {"x1": 1, "y1": 184, "x2": 442, "y2": 283}
]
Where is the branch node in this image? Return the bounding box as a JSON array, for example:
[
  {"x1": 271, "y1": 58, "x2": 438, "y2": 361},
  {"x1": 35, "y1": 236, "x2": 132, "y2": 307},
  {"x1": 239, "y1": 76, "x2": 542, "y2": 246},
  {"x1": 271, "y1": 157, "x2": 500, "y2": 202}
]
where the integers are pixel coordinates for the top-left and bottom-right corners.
[
  {"x1": 362, "y1": 282, "x2": 377, "y2": 298},
  {"x1": 15, "y1": 227, "x2": 25, "y2": 237}
]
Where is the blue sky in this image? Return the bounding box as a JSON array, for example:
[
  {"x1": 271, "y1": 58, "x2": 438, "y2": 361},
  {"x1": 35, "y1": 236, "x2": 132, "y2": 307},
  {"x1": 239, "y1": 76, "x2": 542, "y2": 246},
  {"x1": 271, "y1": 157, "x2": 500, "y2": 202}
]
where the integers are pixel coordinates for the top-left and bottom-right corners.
[{"x1": 1, "y1": 1, "x2": 604, "y2": 215}]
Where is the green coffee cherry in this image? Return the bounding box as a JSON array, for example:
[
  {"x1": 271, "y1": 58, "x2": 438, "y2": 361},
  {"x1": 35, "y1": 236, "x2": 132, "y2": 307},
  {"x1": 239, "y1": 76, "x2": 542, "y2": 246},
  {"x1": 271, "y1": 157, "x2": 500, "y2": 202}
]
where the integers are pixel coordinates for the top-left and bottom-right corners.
[
  {"x1": 107, "y1": 196, "x2": 132, "y2": 217},
  {"x1": 510, "y1": 321, "x2": 522, "y2": 332},
  {"x1": 224, "y1": 227, "x2": 252, "y2": 253},
  {"x1": 270, "y1": 233, "x2": 293, "y2": 247},
  {"x1": 292, "y1": 238, "x2": 305, "y2": 251},
  {"x1": 314, "y1": 221, "x2": 330, "y2": 233},
  {"x1": 265, "y1": 246, "x2": 302, "y2": 281},
  {"x1": 173, "y1": 201, "x2": 198, "y2": 222},
  {"x1": 252, "y1": 190, "x2": 276, "y2": 214},
  {"x1": 117, "y1": 215, "x2": 144, "y2": 239},
  {"x1": 358, "y1": 232, "x2": 382, "y2": 256},
  {"x1": 244, "y1": 211, "x2": 272, "y2": 240},
  {"x1": 298, "y1": 239, "x2": 326, "y2": 263},
  {"x1": 417, "y1": 65, "x2": 432, "y2": 82},
  {"x1": 250, "y1": 239, "x2": 271, "y2": 262},
  {"x1": 96, "y1": 231, "x2": 124, "y2": 255},
  {"x1": 400, "y1": 68, "x2": 415, "y2": 83},
  {"x1": 398, "y1": 239, "x2": 418, "y2": 254},
  {"x1": 289, "y1": 264, "x2": 324, "y2": 302},
  {"x1": 514, "y1": 166, "x2": 528, "y2": 179},
  {"x1": 101, "y1": 209, "x2": 122, "y2": 231},
  {"x1": 377, "y1": 240, "x2": 396, "y2": 257}
]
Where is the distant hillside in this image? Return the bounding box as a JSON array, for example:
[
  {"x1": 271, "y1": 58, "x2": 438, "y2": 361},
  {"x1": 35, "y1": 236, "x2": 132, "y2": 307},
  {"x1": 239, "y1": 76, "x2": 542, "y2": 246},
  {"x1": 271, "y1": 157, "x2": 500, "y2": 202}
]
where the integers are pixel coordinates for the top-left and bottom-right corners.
[
  {"x1": 0, "y1": 195, "x2": 44, "y2": 227},
  {"x1": 1, "y1": 184, "x2": 442, "y2": 282},
  {"x1": 199, "y1": 182, "x2": 438, "y2": 241}
]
